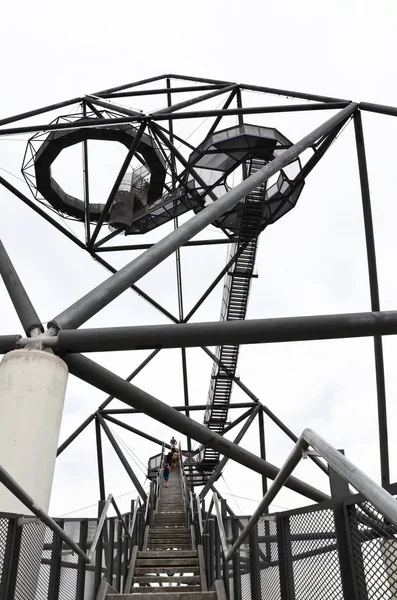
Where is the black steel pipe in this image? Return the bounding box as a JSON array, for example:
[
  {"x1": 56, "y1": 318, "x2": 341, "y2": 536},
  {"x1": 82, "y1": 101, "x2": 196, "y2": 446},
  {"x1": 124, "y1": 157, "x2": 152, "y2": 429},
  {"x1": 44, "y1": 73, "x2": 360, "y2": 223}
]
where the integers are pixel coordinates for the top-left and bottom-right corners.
[
  {"x1": 0, "y1": 96, "x2": 83, "y2": 128},
  {"x1": 102, "y1": 413, "x2": 172, "y2": 449},
  {"x1": 0, "y1": 176, "x2": 86, "y2": 250},
  {"x1": 64, "y1": 353, "x2": 329, "y2": 503},
  {"x1": 93, "y1": 239, "x2": 231, "y2": 252},
  {"x1": 95, "y1": 416, "x2": 106, "y2": 501},
  {"x1": 151, "y1": 83, "x2": 237, "y2": 115},
  {"x1": 0, "y1": 103, "x2": 350, "y2": 136},
  {"x1": 222, "y1": 408, "x2": 255, "y2": 435},
  {"x1": 354, "y1": 111, "x2": 390, "y2": 487},
  {"x1": 0, "y1": 334, "x2": 22, "y2": 355},
  {"x1": 57, "y1": 412, "x2": 96, "y2": 456},
  {"x1": 99, "y1": 84, "x2": 225, "y2": 99},
  {"x1": 97, "y1": 414, "x2": 147, "y2": 502},
  {"x1": 93, "y1": 74, "x2": 168, "y2": 96},
  {"x1": 102, "y1": 402, "x2": 255, "y2": 414},
  {"x1": 0, "y1": 240, "x2": 43, "y2": 335},
  {"x1": 200, "y1": 406, "x2": 260, "y2": 499},
  {"x1": 57, "y1": 309, "x2": 397, "y2": 353},
  {"x1": 240, "y1": 83, "x2": 348, "y2": 103},
  {"x1": 359, "y1": 101, "x2": 397, "y2": 118}
]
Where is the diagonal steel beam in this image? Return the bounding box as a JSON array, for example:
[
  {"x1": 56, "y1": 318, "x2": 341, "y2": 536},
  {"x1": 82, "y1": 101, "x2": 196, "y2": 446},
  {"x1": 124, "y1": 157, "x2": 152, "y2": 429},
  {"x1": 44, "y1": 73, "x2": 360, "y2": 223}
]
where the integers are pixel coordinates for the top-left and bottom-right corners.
[
  {"x1": 102, "y1": 413, "x2": 172, "y2": 449},
  {"x1": 151, "y1": 83, "x2": 237, "y2": 115},
  {"x1": 0, "y1": 240, "x2": 43, "y2": 335},
  {"x1": 200, "y1": 406, "x2": 261, "y2": 499},
  {"x1": 0, "y1": 96, "x2": 83, "y2": 128},
  {"x1": 64, "y1": 352, "x2": 329, "y2": 503},
  {"x1": 49, "y1": 102, "x2": 358, "y2": 331},
  {"x1": 88, "y1": 122, "x2": 147, "y2": 247},
  {"x1": 56, "y1": 349, "x2": 161, "y2": 456},
  {"x1": 98, "y1": 414, "x2": 147, "y2": 502}
]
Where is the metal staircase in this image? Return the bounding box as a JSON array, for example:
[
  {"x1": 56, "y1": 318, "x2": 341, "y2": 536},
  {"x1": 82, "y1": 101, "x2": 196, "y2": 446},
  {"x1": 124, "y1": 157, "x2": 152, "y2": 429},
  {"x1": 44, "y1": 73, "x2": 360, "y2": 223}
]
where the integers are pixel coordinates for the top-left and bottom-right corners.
[
  {"x1": 102, "y1": 456, "x2": 227, "y2": 600},
  {"x1": 199, "y1": 158, "x2": 266, "y2": 475}
]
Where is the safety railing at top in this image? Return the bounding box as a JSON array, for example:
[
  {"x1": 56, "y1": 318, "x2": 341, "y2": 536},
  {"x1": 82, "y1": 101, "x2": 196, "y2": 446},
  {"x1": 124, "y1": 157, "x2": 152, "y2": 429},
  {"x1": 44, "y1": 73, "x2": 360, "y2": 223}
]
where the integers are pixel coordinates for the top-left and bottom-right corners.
[
  {"x1": 200, "y1": 427, "x2": 397, "y2": 564},
  {"x1": 0, "y1": 461, "x2": 134, "y2": 565}
]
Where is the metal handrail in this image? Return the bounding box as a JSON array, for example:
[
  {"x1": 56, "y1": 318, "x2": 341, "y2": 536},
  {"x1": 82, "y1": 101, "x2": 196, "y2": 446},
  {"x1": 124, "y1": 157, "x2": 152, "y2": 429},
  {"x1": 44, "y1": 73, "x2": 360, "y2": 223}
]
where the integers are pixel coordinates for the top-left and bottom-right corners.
[
  {"x1": 226, "y1": 427, "x2": 397, "y2": 561},
  {"x1": 128, "y1": 500, "x2": 139, "y2": 536},
  {"x1": 87, "y1": 494, "x2": 113, "y2": 561},
  {"x1": 213, "y1": 492, "x2": 229, "y2": 558},
  {"x1": 202, "y1": 495, "x2": 214, "y2": 535},
  {"x1": 197, "y1": 496, "x2": 204, "y2": 537},
  {"x1": 0, "y1": 461, "x2": 136, "y2": 564}
]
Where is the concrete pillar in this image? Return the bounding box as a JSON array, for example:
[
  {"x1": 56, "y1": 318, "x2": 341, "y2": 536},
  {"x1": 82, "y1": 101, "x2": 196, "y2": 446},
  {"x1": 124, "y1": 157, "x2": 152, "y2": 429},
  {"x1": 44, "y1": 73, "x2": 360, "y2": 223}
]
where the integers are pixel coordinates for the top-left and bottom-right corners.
[{"x1": 0, "y1": 349, "x2": 68, "y2": 513}]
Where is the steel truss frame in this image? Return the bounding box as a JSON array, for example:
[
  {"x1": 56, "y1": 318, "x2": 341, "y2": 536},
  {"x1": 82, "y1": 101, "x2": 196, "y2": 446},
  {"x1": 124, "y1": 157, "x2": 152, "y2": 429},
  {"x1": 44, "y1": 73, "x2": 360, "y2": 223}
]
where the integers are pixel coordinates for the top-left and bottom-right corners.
[{"x1": 0, "y1": 73, "x2": 394, "y2": 511}]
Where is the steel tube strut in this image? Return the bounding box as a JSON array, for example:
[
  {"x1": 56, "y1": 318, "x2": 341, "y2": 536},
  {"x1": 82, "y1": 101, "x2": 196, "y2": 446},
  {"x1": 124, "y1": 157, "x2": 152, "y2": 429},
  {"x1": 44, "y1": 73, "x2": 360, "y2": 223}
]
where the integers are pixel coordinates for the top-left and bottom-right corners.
[
  {"x1": 354, "y1": 111, "x2": 390, "y2": 487},
  {"x1": 0, "y1": 240, "x2": 44, "y2": 335},
  {"x1": 0, "y1": 103, "x2": 351, "y2": 136},
  {"x1": 56, "y1": 309, "x2": 397, "y2": 352},
  {"x1": 0, "y1": 96, "x2": 83, "y2": 128},
  {"x1": 0, "y1": 335, "x2": 22, "y2": 355},
  {"x1": 102, "y1": 413, "x2": 172, "y2": 449},
  {"x1": 103, "y1": 402, "x2": 255, "y2": 414},
  {"x1": 57, "y1": 413, "x2": 96, "y2": 456},
  {"x1": 49, "y1": 102, "x2": 357, "y2": 332},
  {"x1": 64, "y1": 353, "x2": 329, "y2": 503},
  {"x1": 200, "y1": 406, "x2": 261, "y2": 499},
  {"x1": 97, "y1": 414, "x2": 147, "y2": 502}
]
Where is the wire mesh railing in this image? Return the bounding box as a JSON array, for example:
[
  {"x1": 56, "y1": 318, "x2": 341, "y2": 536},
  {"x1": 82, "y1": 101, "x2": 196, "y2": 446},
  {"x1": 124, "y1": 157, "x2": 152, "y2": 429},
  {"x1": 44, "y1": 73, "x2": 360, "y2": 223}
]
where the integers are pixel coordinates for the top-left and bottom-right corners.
[
  {"x1": 195, "y1": 477, "x2": 397, "y2": 599},
  {"x1": 0, "y1": 499, "x2": 146, "y2": 600}
]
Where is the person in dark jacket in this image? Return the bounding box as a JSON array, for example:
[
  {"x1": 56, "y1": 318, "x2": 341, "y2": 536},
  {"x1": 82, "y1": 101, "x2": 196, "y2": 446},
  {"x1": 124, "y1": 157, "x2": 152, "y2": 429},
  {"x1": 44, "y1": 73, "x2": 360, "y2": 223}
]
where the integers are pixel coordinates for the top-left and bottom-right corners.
[{"x1": 170, "y1": 436, "x2": 177, "y2": 446}]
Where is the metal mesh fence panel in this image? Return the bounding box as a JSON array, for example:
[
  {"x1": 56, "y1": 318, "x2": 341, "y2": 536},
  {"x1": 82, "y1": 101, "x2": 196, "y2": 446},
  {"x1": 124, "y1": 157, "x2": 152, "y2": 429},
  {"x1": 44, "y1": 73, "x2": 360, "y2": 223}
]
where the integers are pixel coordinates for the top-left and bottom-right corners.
[
  {"x1": 0, "y1": 518, "x2": 13, "y2": 600},
  {"x1": 287, "y1": 507, "x2": 343, "y2": 600},
  {"x1": 58, "y1": 521, "x2": 80, "y2": 600},
  {"x1": 14, "y1": 521, "x2": 48, "y2": 600},
  {"x1": 258, "y1": 517, "x2": 280, "y2": 600},
  {"x1": 348, "y1": 500, "x2": 397, "y2": 600}
]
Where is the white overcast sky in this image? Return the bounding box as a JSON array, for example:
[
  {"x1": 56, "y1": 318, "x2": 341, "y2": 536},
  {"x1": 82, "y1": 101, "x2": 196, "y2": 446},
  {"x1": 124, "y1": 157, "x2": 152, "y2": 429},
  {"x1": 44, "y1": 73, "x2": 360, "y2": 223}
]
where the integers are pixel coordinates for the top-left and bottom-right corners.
[{"x1": 1, "y1": 0, "x2": 397, "y2": 519}]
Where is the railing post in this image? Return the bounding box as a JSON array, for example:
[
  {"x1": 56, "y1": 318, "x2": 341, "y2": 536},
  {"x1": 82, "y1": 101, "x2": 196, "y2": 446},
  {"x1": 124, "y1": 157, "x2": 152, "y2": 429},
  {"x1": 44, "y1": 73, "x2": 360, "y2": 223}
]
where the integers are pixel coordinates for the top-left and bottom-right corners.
[
  {"x1": 329, "y1": 453, "x2": 360, "y2": 600},
  {"x1": 220, "y1": 499, "x2": 229, "y2": 596},
  {"x1": 95, "y1": 500, "x2": 105, "y2": 592},
  {"x1": 76, "y1": 520, "x2": 88, "y2": 600},
  {"x1": 276, "y1": 513, "x2": 295, "y2": 600},
  {"x1": 249, "y1": 525, "x2": 261, "y2": 600},
  {"x1": 343, "y1": 502, "x2": 369, "y2": 600},
  {"x1": 48, "y1": 519, "x2": 63, "y2": 600},
  {"x1": 231, "y1": 517, "x2": 242, "y2": 600},
  {"x1": 107, "y1": 518, "x2": 115, "y2": 587}
]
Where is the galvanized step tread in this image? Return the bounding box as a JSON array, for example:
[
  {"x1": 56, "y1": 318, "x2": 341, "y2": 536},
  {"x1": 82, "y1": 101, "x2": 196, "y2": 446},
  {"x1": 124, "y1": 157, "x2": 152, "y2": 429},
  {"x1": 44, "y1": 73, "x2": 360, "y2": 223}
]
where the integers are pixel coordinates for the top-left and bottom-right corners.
[
  {"x1": 136, "y1": 559, "x2": 199, "y2": 567},
  {"x1": 132, "y1": 576, "x2": 200, "y2": 584},
  {"x1": 134, "y1": 567, "x2": 200, "y2": 574},
  {"x1": 111, "y1": 591, "x2": 215, "y2": 598},
  {"x1": 138, "y1": 551, "x2": 198, "y2": 558}
]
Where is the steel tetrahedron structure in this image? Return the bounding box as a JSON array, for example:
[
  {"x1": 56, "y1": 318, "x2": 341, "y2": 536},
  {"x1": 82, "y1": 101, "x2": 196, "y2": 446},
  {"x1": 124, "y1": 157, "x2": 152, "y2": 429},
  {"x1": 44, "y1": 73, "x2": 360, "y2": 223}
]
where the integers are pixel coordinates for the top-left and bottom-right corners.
[{"x1": 0, "y1": 74, "x2": 397, "y2": 599}]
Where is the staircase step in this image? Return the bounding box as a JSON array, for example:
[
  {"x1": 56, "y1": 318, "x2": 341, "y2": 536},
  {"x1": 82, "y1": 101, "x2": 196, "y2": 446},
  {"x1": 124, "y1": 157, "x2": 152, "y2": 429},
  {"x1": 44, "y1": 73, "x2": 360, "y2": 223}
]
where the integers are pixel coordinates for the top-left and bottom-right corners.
[
  {"x1": 138, "y1": 551, "x2": 198, "y2": 558},
  {"x1": 134, "y1": 567, "x2": 200, "y2": 575},
  {"x1": 147, "y1": 543, "x2": 193, "y2": 548},
  {"x1": 132, "y1": 576, "x2": 200, "y2": 584},
  {"x1": 111, "y1": 591, "x2": 215, "y2": 598},
  {"x1": 150, "y1": 528, "x2": 190, "y2": 534},
  {"x1": 148, "y1": 539, "x2": 192, "y2": 545},
  {"x1": 136, "y1": 559, "x2": 199, "y2": 567}
]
